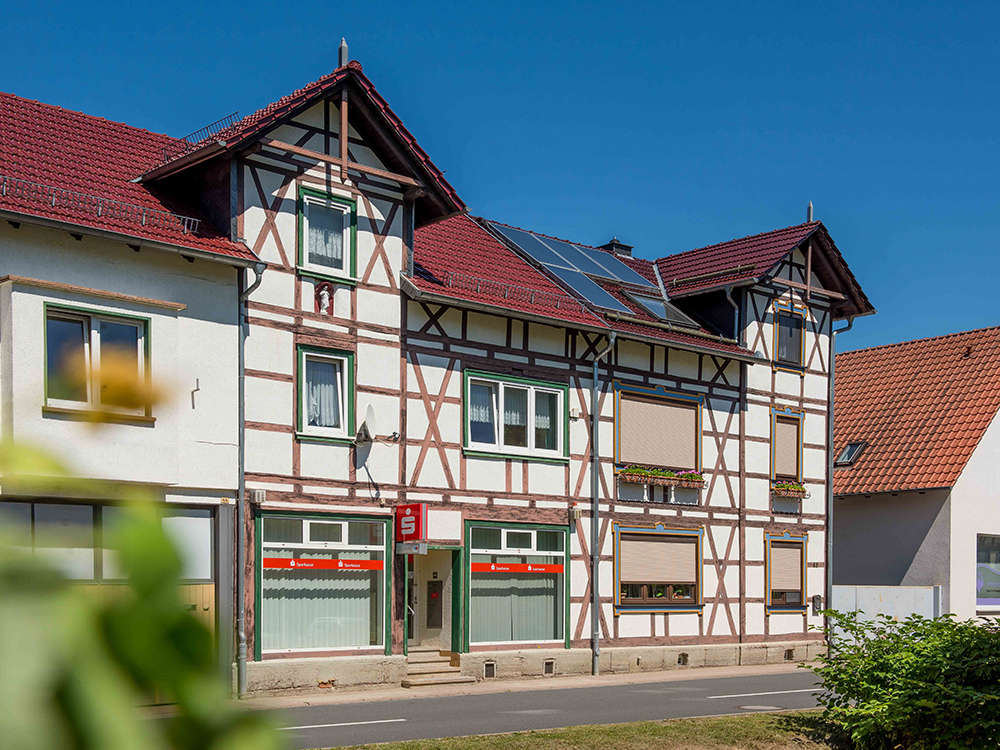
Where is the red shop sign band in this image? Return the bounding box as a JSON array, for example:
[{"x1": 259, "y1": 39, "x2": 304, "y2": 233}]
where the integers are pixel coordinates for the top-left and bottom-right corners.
[
  {"x1": 263, "y1": 557, "x2": 384, "y2": 571},
  {"x1": 470, "y1": 562, "x2": 564, "y2": 574}
]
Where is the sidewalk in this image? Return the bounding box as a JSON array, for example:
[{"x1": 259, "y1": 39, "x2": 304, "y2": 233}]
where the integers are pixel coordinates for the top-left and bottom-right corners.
[{"x1": 238, "y1": 662, "x2": 805, "y2": 711}]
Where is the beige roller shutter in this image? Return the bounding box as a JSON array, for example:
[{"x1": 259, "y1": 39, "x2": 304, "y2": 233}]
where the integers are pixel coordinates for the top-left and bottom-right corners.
[
  {"x1": 770, "y1": 542, "x2": 803, "y2": 591},
  {"x1": 619, "y1": 394, "x2": 697, "y2": 470},
  {"x1": 774, "y1": 417, "x2": 800, "y2": 479},
  {"x1": 619, "y1": 533, "x2": 698, "y2": 584}
]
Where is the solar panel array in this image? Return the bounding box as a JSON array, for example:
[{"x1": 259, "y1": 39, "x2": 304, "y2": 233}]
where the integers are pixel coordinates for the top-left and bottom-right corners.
[{"x1": 488, "y1": 222, "x2": 659, "y2": 314}]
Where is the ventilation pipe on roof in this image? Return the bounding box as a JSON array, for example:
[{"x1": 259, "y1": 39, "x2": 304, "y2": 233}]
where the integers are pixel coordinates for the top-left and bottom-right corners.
[
  {"x1": 807, "y1": 201, "x2": 814, "y2": 223},
  {"x1": 826, "y1": 315, "x2": 853, "y2": 641},
  {"x1": 339, "y1": 38, "x2": 349, "y2": 68},
  {"x1": 591, "y1": 331, "x2": 616, "y2": 677}
]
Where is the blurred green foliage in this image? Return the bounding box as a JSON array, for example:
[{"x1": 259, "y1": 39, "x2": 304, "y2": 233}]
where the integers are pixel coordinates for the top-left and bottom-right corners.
[
  {"x1": 0, "y1": 444, "x2": 279, "y2": 750},
  {"x1": 809, "y1": 609, "x2": 1000, "y2": 749}
]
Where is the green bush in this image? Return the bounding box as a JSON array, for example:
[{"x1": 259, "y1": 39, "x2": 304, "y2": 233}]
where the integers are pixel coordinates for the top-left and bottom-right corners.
[{"x1": 809, "y1": 610, "x2": 1000, "y2": 749}]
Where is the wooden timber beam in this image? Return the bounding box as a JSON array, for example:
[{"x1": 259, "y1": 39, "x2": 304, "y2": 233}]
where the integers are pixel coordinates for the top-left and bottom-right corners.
[
  {"x1": 770, "y1": 276, "x2": 846, "y2": 300},
  {"x1": 259, "y1": 138, "x2": 422, "y2": 188},
  {"x1": 339, "y1": 88, "x2": 349, "y2": 181}
]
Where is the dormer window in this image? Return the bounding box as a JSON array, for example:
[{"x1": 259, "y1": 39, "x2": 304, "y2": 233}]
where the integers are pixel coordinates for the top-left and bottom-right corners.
[{"x1": 835, "y1": 441, "x2": 867, "y2": 467}]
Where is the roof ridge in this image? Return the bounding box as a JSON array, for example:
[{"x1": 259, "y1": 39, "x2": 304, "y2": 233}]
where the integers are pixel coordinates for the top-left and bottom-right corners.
[
  {"x1": 0, "y1": 91, "x2": 181, "y2": 142},
  {"x1": 656, "y1": 220, "x2": 822, "y2": 265},
  {"x1": 839, "y1": 325, "x2": 1000, "y2": 357}
]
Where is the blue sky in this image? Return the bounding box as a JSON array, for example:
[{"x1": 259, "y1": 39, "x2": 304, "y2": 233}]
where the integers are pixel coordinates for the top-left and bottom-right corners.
[{"x1": 5, "y1": 1, "x2": 998, "y2": 351}]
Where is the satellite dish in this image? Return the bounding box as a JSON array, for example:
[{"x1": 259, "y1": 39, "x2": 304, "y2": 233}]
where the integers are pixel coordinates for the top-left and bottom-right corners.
[{"x1": 356, "y1": 404, "x2": 377, "y2": 445}]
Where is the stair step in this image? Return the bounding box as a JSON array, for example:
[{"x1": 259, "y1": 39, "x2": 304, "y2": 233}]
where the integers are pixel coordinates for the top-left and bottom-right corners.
[
  {"x1": 406, "y1": 663, "x2": 463, "y2": 676},
  {"x1": 402, "y1": 674, "x2": 477, "y2": 688},
  {"x1": 406, "y1": 652, "x2": 452, "y2": 664},
  {"x1": 407, "y1": 646, "x2": 441, "y2": 653}
]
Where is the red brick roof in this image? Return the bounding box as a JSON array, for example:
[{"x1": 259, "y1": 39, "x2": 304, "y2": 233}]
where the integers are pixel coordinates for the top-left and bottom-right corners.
[
  {"x1": 412, "y1": 215, "x2": 607, "y2": 329},
  {"x1": 657, "y1": 221, "x2": 821, "y2": 295},
  {"x1": 0, "y1": 93, "x2": 256, "y2": 262},
  {"x1": 153, "y1": 62, "x2": 464, "y2": 222},
  {"x1": 833, "y1": 326, "x2": 1000, "y2": 495}
]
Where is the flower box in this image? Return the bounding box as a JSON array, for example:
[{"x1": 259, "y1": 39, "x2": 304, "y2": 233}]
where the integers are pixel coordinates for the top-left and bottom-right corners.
[
  {"x1": 618, "y1": 471, "x2": 707, "y2": 490},
  {"x1": 771, "y1": 485, "x2": 807, "y2": 499}
]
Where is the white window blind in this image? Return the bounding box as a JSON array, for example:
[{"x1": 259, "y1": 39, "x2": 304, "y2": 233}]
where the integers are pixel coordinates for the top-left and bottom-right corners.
[
  {"x1": 619, "y1": 394, "x2": 698, "y2": 470},
  {"x1": 619, "y1": 534, "x2": 698, "y2": 584},
  {"x1": 774, "y1": 417, "x2": 800, "y2": 478},
  {"x1": 770, "y1": 542, "x2": 803, "y2": 591}
]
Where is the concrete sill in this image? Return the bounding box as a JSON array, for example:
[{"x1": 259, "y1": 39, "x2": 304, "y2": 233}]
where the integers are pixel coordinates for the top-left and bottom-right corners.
[{"x1": 42, "y1": 406, "x2": 155, "y2": 425}]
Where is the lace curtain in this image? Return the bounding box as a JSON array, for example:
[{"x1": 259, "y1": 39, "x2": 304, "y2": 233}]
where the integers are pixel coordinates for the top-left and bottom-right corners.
[{"x1": 306, "y1": 357, "x2": 341, "y2": 429}]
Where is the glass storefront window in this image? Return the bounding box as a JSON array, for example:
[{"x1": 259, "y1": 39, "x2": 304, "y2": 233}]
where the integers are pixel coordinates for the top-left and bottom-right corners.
[
  {"x1": 261, "y1": 516, "x2": 386, "y2": 652},
  {"x1": 469, "y1": 525, "x2": 566, "y2": 644}
]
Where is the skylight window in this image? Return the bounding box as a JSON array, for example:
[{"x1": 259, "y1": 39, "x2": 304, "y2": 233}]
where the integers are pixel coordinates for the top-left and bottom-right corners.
[
  {"x1": 625, "y1": 292, "x2": 700, "y2": 329},
  {"x1": 835, "y1": 441, "x2": 867, "y2": 467}
]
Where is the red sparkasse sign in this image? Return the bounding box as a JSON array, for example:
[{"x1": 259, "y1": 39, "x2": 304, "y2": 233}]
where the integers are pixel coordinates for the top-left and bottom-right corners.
[
  {"x1": 395, "y1": 503, "x2": 427, "y2": 542},
  {"x1": 470, "y1": 562, "x2": 564, "y2": 574},
  {"x1": 262, "y1": 557, "x2": 383, "y2": 571}
]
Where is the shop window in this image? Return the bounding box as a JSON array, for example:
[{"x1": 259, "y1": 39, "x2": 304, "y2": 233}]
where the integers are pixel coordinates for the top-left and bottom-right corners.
[
  {"x1": 977, "y1": 535, "x2": 1000, "y2": 606},
  {"x1": 617, "y1": 391, "x2": 700, "y2": 471},
  {"x1": 260, "y1": 515, "x2": 386, "y2": 652},
  {"x1": 469, "y1": 525, "x2": 566, "y2": 644},
  {"x1": 617, "y1": 530, "x2": 700, "y2": 608},
  {"x1": 775, "y1": 309, "x2": 804, "y2": 367},
  {"x1": 45, "y1": 307, "x2": 148, "y2": 415},
  {"x1": 298, "y1": 187, "x2": 356, "y2": 281},
  {"x1": 768, "y1": 539, "x2": 805, "y2": 608},
  {"x1": 465, "y1": 372, "x2": 567, "y2": 459},
  {"x1": 297, "y1": 346, "x2": 354, "y2": 440},
  {"x1": 772, "y1": 413, "x2": 802, "y2": 481}
]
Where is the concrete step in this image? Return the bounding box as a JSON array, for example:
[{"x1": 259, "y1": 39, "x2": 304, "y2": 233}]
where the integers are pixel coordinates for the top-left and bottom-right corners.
[
  {"x1": 406, "y1": 651, "x2": 452, "y2": 664},
  {"x1": 401, "y1": 673, "x2": 477, "y2": 688},
  {"x1": 407, "y1": 646, "x2": 441, "y2": 653},
  {"x1": 405, "y1": 662, "x2": 464, "y2": 676}
]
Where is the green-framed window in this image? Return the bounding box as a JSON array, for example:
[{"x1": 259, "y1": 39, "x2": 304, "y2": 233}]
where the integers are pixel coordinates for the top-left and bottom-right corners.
[
  {"x1": 766, "y1": 533, "x2": 807, "y2": 610},
  {"x1": 463, "y1": 370, "x2": 569, "y2": 460},
  {"x1": 773, "y1": 302, "x2": 805, "y2": 368},
  {"x1": 256, "y1": 512, "x2": 391, "y2": 655},
  {"x1": 296, "y1": 345, "x2": 355, "y2": 442},
  {"x1": 297, "y1": 186, "x2": 357, "y2": 282},
  {"x1": 44, "y1": 303, "x2": 150, "y2": 416},
  {"x1": 465, "y1": 522, "x2": 569, "y2": 647},
  {"x1": 613, "y1": 524, "x2": 703, "y2": 613}
]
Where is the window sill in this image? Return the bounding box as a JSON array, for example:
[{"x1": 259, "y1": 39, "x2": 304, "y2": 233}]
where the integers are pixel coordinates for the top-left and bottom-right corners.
[
  {"x1": 297, "y1": 267, "x2": 358, "y2": 286},
  {"x1": 616, "y1": 604, "x2": 703, "y2": 615},
  {"x1": 767, "y1": 606, "x2": 807, "y2": 614},
  {"x1": 463, "y1": 449, "x2": 569, "y2": 465},
  {"x1": 42, "y1": 406, "x2": 155, "y2": 425},
  {"x1": 295, "y1": 431, "x2": 355, "y2": 445},
  {"x1": 772, "y1": 362, "x2": 805, "y2": 375}
]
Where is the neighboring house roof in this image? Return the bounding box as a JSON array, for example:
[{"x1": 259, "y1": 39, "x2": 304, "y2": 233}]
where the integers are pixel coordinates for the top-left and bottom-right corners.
[
  {"x1": 0, "y1": 93, "x2": 257, "y2": 263},
  {"x1": 143, "y1": 62, "x2": 464, "y2": 225},
  {"x1": 833, "y1": 326, "x2": 1000, "y2": 496},
  {"x1": 411, "y1": 215, "x2": 759, "y2": 361}
]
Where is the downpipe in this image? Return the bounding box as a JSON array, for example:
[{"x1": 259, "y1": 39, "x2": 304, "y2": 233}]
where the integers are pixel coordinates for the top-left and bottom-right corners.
[
  {"x1": 591, "y1": 331, "x2": 616, "y2": 676},
  {"x1": 825, "y1": 316, "x2": 853, "y2": 641}
]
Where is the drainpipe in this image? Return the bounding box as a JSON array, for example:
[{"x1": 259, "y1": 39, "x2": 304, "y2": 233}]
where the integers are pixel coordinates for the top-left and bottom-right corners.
[
  {"x1": 591, "y1": 331, "x2": 616, "y2": 676},
  {"x1": 826, "y1": 316, "x2": 853, "y2": 635},
  {"x1": 236, "y1": 261, "x2": 266, "y2": 697},
  {"x1": 724, "y1": 285, "x2": 740, "y2": 344}
]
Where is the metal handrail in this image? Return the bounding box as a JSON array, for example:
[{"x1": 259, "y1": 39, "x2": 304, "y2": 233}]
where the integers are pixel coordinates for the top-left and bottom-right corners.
[
  {"x1": 0, "y1": 174, "x2": 201, "y2": 234},
  {"x1": 160, "y1": 111, "x2": 241, "y2": 164},
  {"x1": 441, "y1": 270, "x2": 588, "y2": 313}
]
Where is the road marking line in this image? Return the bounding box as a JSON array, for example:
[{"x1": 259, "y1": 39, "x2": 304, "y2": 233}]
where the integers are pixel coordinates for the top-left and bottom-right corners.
[
  {"x1": 707, "y1": 688, "x2": 818, "y2": 700},
  {"x1": 278, "y1": 718, "x2": 407, "y2": 731}
]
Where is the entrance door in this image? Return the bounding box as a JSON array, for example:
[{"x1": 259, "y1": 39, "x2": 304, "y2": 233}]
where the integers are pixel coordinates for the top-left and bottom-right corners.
[
  {"x1": 406, "y1": 558, "x2": 418, "y2": 646},
  {"x1": 410, "y1": 549, "x2": 453, "y2": 650}
]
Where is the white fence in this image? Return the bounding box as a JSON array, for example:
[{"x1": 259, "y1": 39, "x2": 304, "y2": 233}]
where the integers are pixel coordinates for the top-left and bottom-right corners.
[{"x1": 832, "y1": 585, "x2": 943, "y2": 622}]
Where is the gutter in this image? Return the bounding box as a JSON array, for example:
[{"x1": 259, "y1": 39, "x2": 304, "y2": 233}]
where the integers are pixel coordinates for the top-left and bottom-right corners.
[
  {"x1": 826, "y1": 316, "x2": 853, "y2": 636},
  {"x1": 138, "y1": 140, "x2": 229, "y2": 182},
  {"x1": 590, "y1": 331, "x2": 615, "y2": 676},
  {"x1": 0, "y1": 208, "x2": 258, "y2": 268}
]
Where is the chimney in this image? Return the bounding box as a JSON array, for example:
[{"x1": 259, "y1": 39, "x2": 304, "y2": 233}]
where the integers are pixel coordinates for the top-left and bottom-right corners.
[
  {"x1": 599, "y1": 236, "x2": 633, "y2": 257},
  {"x1": 807, "y1": 201, "x2": 814, "y2": 222},
  {"x1": 339, "y1": 38, "x2": 349, "y2": 68}
]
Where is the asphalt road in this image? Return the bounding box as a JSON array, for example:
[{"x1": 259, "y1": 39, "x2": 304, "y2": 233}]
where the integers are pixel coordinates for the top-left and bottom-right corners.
[{"x1": 267, "y1": 669, "x2": 822, "y2": 749}]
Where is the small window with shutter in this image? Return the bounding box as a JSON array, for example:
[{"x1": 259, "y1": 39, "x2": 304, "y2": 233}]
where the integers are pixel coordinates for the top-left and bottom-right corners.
[
  {"x1": 617, "y1": 391, "x2": 700, "y2": 471},
  {"x1": 768, "y1": 540, "x2": 805, "y2": 607},
  {"x1": 772, "y1": 414, "x2": 802, "y2": 481},
  {"x1": 617, "y1": 530, "x2": 700, "y2": 607}
]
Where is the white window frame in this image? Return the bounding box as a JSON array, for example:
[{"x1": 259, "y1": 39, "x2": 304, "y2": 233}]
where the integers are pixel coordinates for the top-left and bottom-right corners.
[
  {"x1": 469, "y1": 526, "x2": 565, "y2": 556},
  {"x1": 301, "y1": 193, "x2": 353, "y2": 280},
  {"x1": 261, "y1": 518, "x2": 385, "y2": 554},
  {"x1": 465, "y1": 377, "x2": 564, "y2": 459},
  {"x1": 300, "y1": 351, "x2": 349, "y2": 439},
  {"x1": 45, "y1": 308, "x2": 147, "y2": 415}
]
